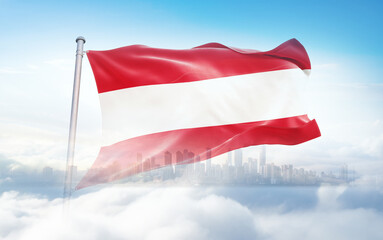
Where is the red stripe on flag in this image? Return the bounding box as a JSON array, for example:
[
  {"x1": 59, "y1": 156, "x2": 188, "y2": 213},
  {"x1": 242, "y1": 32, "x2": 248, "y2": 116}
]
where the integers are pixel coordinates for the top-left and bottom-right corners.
[
  {"x1": 87, "y1": 38, "x2": 311, "y2": 94},
  {"x1": 76, "y1": 115, "x2": 320, "y2": 189}
]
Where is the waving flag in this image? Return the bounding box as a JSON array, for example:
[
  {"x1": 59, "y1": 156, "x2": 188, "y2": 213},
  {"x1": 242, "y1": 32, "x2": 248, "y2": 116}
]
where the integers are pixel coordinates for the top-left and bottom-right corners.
[{"x1": 77, "y1": 38, "x2": 320, "y2": 189}]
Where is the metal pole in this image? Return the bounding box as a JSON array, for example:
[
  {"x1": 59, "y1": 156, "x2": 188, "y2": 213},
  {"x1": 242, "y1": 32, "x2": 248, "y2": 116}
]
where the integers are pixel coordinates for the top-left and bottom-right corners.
[{"x1": 63, "y1": 36, "x2": 86, "y2": 205}]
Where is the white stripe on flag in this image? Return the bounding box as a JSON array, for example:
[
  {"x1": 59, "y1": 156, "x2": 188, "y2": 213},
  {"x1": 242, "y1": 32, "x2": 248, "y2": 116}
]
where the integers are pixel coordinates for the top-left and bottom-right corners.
[{"x1": 99, "y1": 69, "x2": 310, "y2": 146}]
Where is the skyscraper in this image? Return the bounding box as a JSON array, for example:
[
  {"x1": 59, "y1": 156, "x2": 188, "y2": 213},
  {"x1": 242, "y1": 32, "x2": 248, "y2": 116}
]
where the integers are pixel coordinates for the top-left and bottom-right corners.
[
  {"x1": 176, "y1": 151, "x2": 183, "y2": 163},
  {"x1": 136, "y1": 153, "x2": 143, "y2": 173},
  {"x1": 234, "y1": 149, "x2": 242, "y2": 168},
  {"x1": 164, "y1": 151, "x2": 172, "y2": 165},
  {"x1": 248, "y1": 157, "x2": 258, "y2": 175},
  {"x1": 175, "y1": 151, "x2": 185, "y2": 177},
  {"x1": 162, "y1": 151, "x2": 174, "y2": 180},
  {"x1": 206, "y1": 148, "x2": 212, "y2": 176},
  {"x1": 258, "y1": 146, "x2": 266, "y2": 175},
  {"x1": 282, "y1": 164, "x2": 293, "y2": 183},
  {"x1": 340, "y1": 164, "x2": 348, "y2": 180},
  {"x1": 227, "y1": 151, "x2": 232, "y2": 166}
]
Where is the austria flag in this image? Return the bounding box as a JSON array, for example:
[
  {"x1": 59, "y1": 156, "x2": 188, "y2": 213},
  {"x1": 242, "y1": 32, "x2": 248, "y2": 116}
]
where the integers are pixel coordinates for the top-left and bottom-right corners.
[{"x1": 76, "y1": 39, "x2": 321, "y2": 189}]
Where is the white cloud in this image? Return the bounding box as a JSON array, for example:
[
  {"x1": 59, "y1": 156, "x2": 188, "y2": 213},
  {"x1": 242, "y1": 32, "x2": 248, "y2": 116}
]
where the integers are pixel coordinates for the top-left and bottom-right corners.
[
  {"x1": 0, "y1": 64, "x2": 40, "y2": 75},
  {"x1": 1, "y1": 186, "x2": 383, "y2": 240},
  {"x1": 0, "y1": 177, "x2": 12, "y2": 185},
  {"x1": 311, "y1": 63, "x2": 339, "y2": 70},
  {"x1": 316, "y1": 185, "x2": 347, "y2": 209},
  {"x1": 352, "y1": 175, "x2": 383, "y2": 190},
  {"x1": 0, "y1": 121, "x2": 102, "y2": 170},
  {"x1": 44, "y1": 59, "x2": 73, "y2": 71},
  {"x1": 26, "y1": 64, "x2": 39, "y2": 70},
  {"x1": 0, "y1": 67, "x2": 31, "y2": 75}
]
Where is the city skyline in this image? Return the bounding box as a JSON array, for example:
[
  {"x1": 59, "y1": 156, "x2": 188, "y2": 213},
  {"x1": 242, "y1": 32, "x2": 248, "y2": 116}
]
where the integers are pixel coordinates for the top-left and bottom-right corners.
[
  {"x1": 1, "y1": 147, "x2": 353, "y2": 189},
  {"x1": 104, "y1": 148, "x2": 353, "y2": 186}
]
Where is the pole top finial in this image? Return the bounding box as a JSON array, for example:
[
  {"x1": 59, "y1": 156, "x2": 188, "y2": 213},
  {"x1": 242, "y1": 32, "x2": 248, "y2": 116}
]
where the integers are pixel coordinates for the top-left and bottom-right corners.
[{"x1": 76, "y1": 36, "x2": 86, "y2": 43}]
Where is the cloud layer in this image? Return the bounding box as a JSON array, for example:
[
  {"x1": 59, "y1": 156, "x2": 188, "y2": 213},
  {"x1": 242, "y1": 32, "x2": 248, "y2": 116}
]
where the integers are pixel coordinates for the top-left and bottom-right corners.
[{"x1": 1, "y1": 186, "x2": 383, "y2": 240}]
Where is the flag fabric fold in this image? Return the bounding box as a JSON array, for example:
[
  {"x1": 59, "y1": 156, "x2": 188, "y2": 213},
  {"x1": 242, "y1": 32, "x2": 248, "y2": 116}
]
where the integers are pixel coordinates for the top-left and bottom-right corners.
[{"x1": 77, "y1": 38, "x2": 320, "y2": 189}]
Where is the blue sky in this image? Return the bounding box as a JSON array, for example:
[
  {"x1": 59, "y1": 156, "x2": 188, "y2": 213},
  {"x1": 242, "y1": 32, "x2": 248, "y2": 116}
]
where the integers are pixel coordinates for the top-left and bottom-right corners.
[
  {"x1": 1, "y1": 0, "x2": 383, "y2": 84},
  {"x1": 1, "y1": 0, "x2": 383, "y2": 55}
]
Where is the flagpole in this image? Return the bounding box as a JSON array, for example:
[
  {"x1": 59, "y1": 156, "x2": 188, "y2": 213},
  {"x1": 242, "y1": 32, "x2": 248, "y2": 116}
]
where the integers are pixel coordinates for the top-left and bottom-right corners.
[{"x1": 63, "y1": 36, "x2": 86, "y2": 206}]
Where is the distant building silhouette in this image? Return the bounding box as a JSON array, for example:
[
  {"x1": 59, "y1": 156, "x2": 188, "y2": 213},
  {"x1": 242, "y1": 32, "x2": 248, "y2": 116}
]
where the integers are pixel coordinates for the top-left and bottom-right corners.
[
  {"x1": 258, "y1": 146, "x2": 266, "y2": 176},
  {"x1": 227, "y1": 151, "x2": 232, "y2": 166},
  {"x1": 98, "y1": 146, "x2": 352, "y2": 186},
  {"x1": 234, "y1": 149, "x2": 242, "y2": 168}
]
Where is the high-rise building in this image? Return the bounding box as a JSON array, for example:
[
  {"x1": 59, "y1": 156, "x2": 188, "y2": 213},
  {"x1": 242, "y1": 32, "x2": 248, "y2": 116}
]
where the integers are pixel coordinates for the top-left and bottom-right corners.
[
  {"x1": 164, "y1": 151, "x2": 172, "y2": 165},
  {"x1": 136, "y1": 153, "x2": 143, "y2": 173},
  {"x1": 248, "y1": 157, "x2": 258, "y2": 175},
  {"x1": 161, "y1": 151, "x2": 174, "y2": 180},
  {"x1": 270, "y1": 164, "x2": 281, "y2": 184},
  {"x1": 234, "y1": 149, "x2": 243, "y2": 180},
  {"x1": 281, "y1": 164, "x2": 293, "y2": 183},
  {"x1": 206, "y1": 148, "x2": 212, "y2": 176},
  {"x1": 183, "y1": 149, "x2": 189, "y2": 163},
  {"x1": 175, "y1": 151, "x2": 185, "y2": 177},
  {"x1": 227, "y1": 151, "x2": 232, "y2": 166},
  {"x1": 176, "y1": 151, "x2": 183, "y2": 163},
  {"x1": 187, "y1": 151, "x2": 195, "y2": 164},
  {"x1": 234, "y1": 149, "x2": 242, "y2": 168},
  {"x1": 258, "y1": 146, "x2": 266, "y2": 175},
  {"x1": 340, "y1": 164, "x2": 348, "y2": 180}
]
